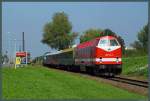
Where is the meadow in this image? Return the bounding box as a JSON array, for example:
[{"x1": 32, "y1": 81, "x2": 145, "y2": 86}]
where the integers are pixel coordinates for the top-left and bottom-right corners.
[
  {"x1": 2, "y1": 65, "x2": 146, "y2": 100},
  {"x1": 122, "y1": 56, "x2": 148, "y2": 79}
]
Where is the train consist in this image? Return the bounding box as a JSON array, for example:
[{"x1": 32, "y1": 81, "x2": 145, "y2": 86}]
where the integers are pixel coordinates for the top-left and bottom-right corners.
[{"x1": 43, "y1": 36, "x2": 122, "y2": 76}]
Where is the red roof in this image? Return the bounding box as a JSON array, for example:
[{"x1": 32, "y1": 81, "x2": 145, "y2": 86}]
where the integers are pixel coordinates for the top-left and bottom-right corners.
[
  {"x1": 77, "y1": 36, "x2": 116, "y2": 48},
  {"x1": 77, "y1": 38, "x2": 99, "y2": 48}
]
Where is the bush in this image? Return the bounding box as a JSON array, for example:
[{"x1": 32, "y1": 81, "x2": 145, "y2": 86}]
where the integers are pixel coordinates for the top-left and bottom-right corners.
[{"x1": 123, "y1": 49, "x2": 147, "y2": 58}]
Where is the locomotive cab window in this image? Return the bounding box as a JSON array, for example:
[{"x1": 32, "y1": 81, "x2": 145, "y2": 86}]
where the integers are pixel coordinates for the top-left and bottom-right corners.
[
  {"x1": 98, "y1": 39, "x2": 109, "y2": 46},
  {"x1": 98, "y1": 38, "x2": 120, "y2": 47},
  {"x1": 110, "y1": 39, "x2": 119, "y2": 46}
]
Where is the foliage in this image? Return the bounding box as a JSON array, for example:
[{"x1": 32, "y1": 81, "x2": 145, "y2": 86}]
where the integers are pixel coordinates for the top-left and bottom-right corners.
[
  {"x1": 130, "y1": 41, "x2": 142, "y2": 50},
  {"x1": 130, "y1": 24, "x2": 148, "y2": 52},
  {"x1": 138, "y1": 24, "x2": 148, "y2": 50},
  {"x1": 80, "y1": 28, "x2": 125, "y2": 52},
  {"x1": 42, "y1": 12, "x2": 77, "y2": 50},
  {"x1": 123, "y1": 49, "x2": 147, "y2": 58},
  {"x1": 2, "y1": 66, "x2": 146, "y2": 99},
  {"x1": 103, "y1": 29, "x2": 125, "y2": 53},
  {"x1": 32, "y1": 56, "x2": 43, "y2": 65},
  {"x1": 80, "y1": 28, "x2": 103, "y2": 43},
  {"x1": 0, "y1": 52, "x2": 9, "y2": 64},
  {"x1": 122, "y1": 56, "x2": 148, "y2": 79},
  {"x1": 3, "y1": 54, "x2": 9, "y2": 63},
  {"x1": 0, "y1": 53, "x2": 3, "y2": 64}
]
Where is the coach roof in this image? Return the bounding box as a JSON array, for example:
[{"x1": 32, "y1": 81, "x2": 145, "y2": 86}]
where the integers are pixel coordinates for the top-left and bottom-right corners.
[{"x1": 45, "y1": 48, "x2": 73, "y2": 56}]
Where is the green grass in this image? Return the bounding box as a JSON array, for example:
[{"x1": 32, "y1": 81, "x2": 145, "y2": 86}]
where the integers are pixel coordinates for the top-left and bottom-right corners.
[
  {"x1": 122, "y1": 56, "x2": 148, "y2": 78},
  {"x1": 123, "y1": 50, "x2": 147, "y2": 58},
  {"x1": 2, "y1": 65, "x2": 146, "y2": 100}
]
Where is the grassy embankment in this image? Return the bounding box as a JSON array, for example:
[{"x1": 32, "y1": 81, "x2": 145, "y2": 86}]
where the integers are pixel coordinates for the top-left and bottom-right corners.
[
  {"x1": 122, "y1": 55, "x2": 148, "y2": 79},
  {"x1": 2, "y1": 65, "x2": 146, "y2": 99}
]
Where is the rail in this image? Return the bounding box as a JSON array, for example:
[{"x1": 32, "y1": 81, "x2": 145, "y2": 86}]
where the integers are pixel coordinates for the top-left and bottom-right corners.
[{"x1": 108, "y1": 76, "x2": 148, "y2": 88}]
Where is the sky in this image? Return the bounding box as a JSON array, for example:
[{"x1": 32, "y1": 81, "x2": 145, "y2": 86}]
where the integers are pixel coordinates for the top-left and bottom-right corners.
[{"x1": 2, "y1": 2, "x2": 148, "y2": 58}]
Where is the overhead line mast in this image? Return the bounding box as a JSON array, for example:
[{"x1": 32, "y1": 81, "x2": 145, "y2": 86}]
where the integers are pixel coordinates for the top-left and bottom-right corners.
[{"x1": 22, "y1": 32, "x2": 25, "y2": 51}]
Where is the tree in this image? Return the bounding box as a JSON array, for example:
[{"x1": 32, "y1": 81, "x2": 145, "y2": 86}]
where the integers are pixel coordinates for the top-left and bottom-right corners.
[
  {"x1": 101, "y1": 29, "x2": 116, "y2": 36},
  {"x1": 80, "y1": 28, "x2": 125, "y2": 51},
  {"x1": 80, "y1": 28, "x2": 103, "y2": 43},
  {"x1": 117, "y1": 35, "x2": 125, "y2": 52},
  {"x1": 102, "y1": 29, "x2": 125, "y2": 52},
  {"x1": 1, "y1": 51, "x2": 9, "y2": 64},
  {"x1": 130, "y1": 41, "x2": 142, "y2": 50},
  {"x1": 0, "y1": 53, "x2": 3, "y2": 64},
  {"x1": 137, "y1": 24, "x2": 148, "y2": 51},
  {"x1": 3, "y1": 54, "x2": 9, "y2": 64},
  {"x1": 42, "y1": 12, "x2": 76, "y2": 50},
  {"x1": 131, "y1": 24, "x2": 148, "y2": 52}
]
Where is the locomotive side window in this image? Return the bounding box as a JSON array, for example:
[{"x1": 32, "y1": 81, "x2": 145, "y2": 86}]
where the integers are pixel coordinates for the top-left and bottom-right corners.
[{"x1": 110, "y1": 39, "x2": 119, "y2": 46}]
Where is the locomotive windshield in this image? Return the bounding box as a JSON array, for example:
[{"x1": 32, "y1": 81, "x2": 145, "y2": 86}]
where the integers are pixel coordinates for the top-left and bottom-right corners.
[
  {"x1": 110, "y1": 39, "x2": 119, "y2": 46},
  {"x1": 99, "y1": 39, "x2": 109, "y2": 46},
  {"x1": 98, "y1": 38, "x2": 119, "y2": 47}
]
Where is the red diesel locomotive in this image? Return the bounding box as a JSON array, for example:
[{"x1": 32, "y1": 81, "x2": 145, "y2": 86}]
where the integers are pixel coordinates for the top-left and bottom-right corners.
[{"x1": 43, "y1": 36, "x2": 122, "y2": 76}]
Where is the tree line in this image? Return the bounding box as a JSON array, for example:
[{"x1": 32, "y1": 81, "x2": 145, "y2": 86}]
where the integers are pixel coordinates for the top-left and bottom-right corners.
[
  {"x1": 130, "y1": 24, "x2": 148, "y2": 53},
  {"x1": 42, "y1": 12, "x2": 148, "y2": 54}
]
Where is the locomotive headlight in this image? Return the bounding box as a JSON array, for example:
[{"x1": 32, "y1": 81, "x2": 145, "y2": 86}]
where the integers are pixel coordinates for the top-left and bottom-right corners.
[{"x1": 100, "y1": 57, "x2": 102, "y2": 63}]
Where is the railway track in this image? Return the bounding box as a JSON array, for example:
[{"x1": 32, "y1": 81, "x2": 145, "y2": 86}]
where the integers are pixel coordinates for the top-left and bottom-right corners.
[
  {"x1": 108, "y1": 76, "x2": 148, "y2": 88},
  {"x1": 48, "y1": 66, "x2": 149, "y2": 88}
]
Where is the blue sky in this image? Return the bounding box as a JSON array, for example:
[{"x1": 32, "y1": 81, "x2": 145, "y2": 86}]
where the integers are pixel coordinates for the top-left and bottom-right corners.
[{"x1": 2, "y1": 2, "x2": 148, "y2": 58}]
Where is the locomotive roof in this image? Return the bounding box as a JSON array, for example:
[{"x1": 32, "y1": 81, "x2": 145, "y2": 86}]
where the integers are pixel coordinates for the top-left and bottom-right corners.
[
  {"x1": 96, "y1": 35, "x2": 117, "y2": 39},
  {"x1": 77, "y1": 36, "x2": 117, "y2": 48}
]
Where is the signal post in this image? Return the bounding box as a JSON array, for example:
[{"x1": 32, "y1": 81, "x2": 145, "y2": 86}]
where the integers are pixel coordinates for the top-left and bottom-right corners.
[{"x1": 15, "y1": 51, "x2": 30, "y2": 68}]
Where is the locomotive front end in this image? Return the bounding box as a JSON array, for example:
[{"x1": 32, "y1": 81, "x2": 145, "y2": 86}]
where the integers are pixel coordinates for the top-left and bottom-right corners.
[{"x1": 95, "y1": 36, "x2": 122, "y2": 75}]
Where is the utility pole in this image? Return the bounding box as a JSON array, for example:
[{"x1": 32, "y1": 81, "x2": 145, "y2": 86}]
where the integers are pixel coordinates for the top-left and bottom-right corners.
[
  {"x1": 14, "y1": 39, "x2": 16, "y2": 69},
  {"x1": 22, "y1": 32, "x2": 28, "y2": 65},
  {"x1": 19, "y1": 45, "x2": 21, "y2": 52},
  {"x1": 22, "y1": 32, "x2": 25, "y2": 51}
]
